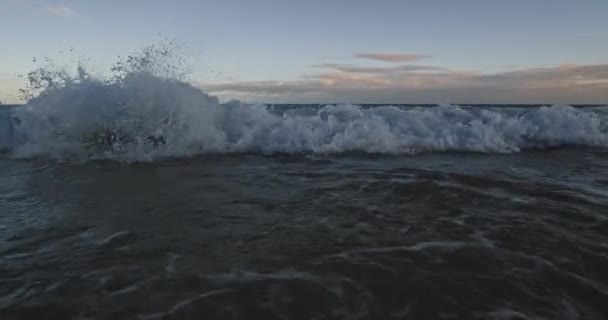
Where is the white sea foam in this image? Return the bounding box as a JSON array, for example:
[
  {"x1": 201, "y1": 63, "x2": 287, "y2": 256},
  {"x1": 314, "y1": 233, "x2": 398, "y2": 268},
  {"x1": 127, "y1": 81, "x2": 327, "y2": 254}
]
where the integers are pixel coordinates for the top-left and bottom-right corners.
[{"x1": 2, "y1": 46, "x2": 607, "y2": 161}]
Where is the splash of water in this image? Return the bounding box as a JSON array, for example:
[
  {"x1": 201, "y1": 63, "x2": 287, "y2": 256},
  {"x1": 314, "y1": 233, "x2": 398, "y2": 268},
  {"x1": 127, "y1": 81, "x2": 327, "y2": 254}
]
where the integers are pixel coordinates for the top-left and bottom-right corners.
[{"x1": 1, "y1": 44, "x2": 608, "y2": 161}]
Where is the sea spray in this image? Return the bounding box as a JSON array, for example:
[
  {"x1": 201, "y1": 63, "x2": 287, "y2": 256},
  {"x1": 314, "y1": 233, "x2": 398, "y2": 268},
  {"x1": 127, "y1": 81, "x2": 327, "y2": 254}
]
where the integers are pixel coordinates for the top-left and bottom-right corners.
[{"x1": 3, "y1": 43, "x2": 608, "y2": 161}]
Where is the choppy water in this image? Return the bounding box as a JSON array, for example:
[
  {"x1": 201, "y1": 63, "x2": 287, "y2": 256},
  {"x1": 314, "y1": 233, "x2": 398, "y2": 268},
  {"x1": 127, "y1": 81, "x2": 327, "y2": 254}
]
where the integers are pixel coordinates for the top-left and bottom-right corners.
[
  {"x1": 1, "y1": 149, "x2": 608, "y2": 319},
  {"x1": 1, "y1": 45, "x2": 608, "y2": 319}
]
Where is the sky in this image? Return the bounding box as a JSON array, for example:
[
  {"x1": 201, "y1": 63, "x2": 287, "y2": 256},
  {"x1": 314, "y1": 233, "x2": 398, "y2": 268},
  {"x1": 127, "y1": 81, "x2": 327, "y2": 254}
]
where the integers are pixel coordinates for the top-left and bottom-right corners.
[{"x1": 1, "y1": 0, "x2": 607, "y2": 104}]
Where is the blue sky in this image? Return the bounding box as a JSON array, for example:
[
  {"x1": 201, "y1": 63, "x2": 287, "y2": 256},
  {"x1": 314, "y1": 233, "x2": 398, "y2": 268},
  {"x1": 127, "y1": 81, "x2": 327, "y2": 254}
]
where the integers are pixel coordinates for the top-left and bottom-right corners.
[{"x1": 1, "y1": 0, "x2": 607, "y2": 103}]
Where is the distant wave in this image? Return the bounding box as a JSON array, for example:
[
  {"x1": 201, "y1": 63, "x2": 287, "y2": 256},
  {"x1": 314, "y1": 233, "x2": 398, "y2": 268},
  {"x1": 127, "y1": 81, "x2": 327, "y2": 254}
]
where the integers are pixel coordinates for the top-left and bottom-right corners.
[{"x1": 1, "y1": 45, "x2": 607, "y2": 161}]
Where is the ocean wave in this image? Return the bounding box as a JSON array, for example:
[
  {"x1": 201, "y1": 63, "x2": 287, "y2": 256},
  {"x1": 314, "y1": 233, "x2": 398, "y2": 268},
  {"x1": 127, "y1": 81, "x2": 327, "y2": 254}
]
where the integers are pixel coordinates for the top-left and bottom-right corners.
[{"x1": 1, "y1": 48, "x2": 607, "y2": 161}]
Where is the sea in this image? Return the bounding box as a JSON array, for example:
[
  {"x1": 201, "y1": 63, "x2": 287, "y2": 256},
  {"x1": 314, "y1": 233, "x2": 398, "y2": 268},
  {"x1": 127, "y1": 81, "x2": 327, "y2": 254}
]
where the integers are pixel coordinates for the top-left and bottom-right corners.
[{"x1": 0, "y1": 52, "x2": 607, "y2": 319}]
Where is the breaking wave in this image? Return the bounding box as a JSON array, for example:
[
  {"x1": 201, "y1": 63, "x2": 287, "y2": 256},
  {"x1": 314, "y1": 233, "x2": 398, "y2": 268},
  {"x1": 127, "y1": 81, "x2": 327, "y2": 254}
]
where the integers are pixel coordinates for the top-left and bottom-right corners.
[{"x1": 1, "y1": 44, "x2": 608, "y2": 161}]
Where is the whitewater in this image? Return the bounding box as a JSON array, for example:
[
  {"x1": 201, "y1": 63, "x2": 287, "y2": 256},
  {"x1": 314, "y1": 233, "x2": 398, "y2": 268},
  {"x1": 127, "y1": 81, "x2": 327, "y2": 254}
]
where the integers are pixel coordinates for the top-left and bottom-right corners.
[
  {"x1": 0, "y1": 48, "x2": 607, "y2": 162},
  {"x1": 2, "y1": 44, "x2": 608, "y2": 320}
]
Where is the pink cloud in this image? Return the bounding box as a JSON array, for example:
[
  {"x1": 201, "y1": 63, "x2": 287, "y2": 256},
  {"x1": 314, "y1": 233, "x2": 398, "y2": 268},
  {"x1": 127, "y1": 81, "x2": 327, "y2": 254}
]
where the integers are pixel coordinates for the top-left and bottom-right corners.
[
  {"x1": 204, "y1": 63, "x2": 608, "y2": 104},
  {"x1": 354, "y1": 53, "x2": 429, "y2": 63}
]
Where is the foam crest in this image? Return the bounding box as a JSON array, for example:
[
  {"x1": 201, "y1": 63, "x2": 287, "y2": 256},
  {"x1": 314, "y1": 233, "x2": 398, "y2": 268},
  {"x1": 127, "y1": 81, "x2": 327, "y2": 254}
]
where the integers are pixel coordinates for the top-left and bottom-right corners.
[{"x1": 2, "y1": 45, "x2": 607, "y2": 161}]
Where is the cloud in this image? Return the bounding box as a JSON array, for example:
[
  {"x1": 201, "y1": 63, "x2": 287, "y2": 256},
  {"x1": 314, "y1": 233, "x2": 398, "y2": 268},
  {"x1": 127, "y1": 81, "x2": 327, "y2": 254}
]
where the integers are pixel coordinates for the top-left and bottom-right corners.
[
  {"x1": 204, "y1": 63, "x2": 608, "y2": 104},
  {"x1": 354, "y1": 53, "x2": 429, "y2": 63},
  {"x1": 45, "y1": 4, "x2": 76, "y2": 17},
  {"x1": 313, "y1": 63, "x2": 447, "y2": 74}
]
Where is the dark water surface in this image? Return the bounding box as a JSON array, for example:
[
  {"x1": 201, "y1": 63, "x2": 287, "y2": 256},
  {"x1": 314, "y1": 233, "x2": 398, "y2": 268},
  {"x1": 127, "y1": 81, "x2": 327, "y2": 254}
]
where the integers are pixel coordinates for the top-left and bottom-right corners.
[{"x1": 1, "y1": 149, "x2": 608, "y2": 319}]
